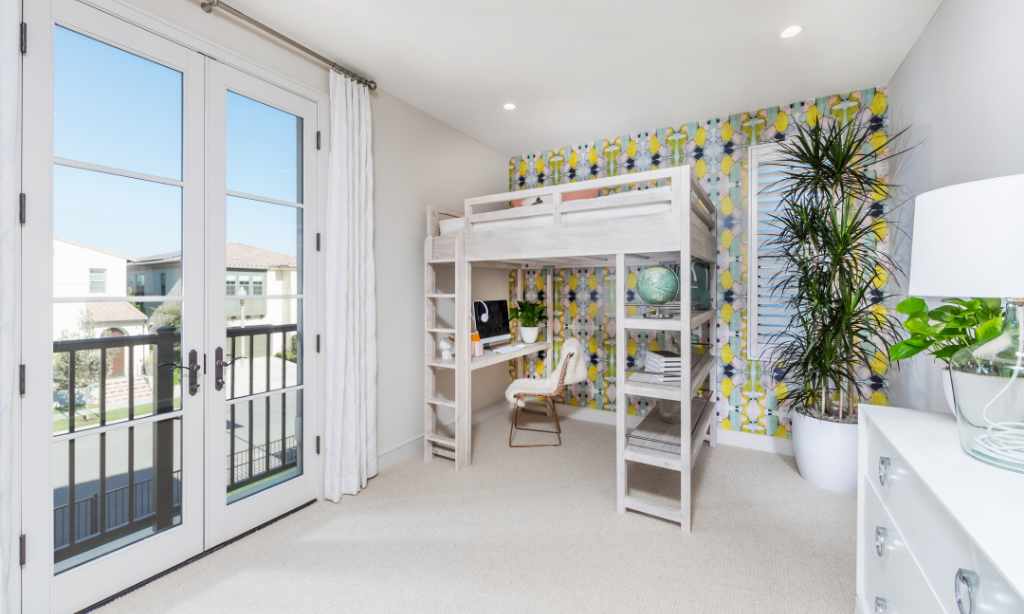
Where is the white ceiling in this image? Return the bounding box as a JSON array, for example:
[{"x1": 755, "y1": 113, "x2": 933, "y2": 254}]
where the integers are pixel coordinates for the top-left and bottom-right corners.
[{"x1": 227, "y1": 0, "x2": 943, "y2": 156}]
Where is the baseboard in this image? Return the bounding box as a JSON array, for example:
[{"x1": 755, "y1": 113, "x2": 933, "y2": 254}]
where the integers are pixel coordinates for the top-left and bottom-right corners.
[
  {"x1": 553, "y1": 403, "x2": 643, "y2": 429},
  {"x1": 376, "y1": 399, "x2": 510, "y2": 472},
  {"x1": 716, "y1": 427, "x2": 793, "y2": 456}
]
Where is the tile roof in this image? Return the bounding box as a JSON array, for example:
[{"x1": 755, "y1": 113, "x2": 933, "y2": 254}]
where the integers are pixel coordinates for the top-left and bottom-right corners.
[
  {"x1": 86, "y1": 302, "x2": 148, "y2": 323},
  {"x1": 130, "y1": 243, "x2": 297, "y2": 270}
]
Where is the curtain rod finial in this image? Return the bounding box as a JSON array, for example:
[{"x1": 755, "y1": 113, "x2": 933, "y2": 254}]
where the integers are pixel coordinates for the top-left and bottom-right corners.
[{"x1": 201, "y1": 1, "x2": 218, "y2": 14}]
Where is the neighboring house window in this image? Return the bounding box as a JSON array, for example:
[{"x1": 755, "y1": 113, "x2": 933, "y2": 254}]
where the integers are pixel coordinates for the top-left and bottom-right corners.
[
  {"x1": 251, "y1": 274, "x2": 263, "y2": 296},
  {"x1": 160, "y1": 272, "x2": 166, "y2": 295},
  {"x1": 226, "y1": 274, "x2": 236, "y2": 295},
  {"x1": 238, "y1": 275, "x2": 250, "y2": 295},
  {"x1": 747, "y1": 143, "x2": 794, "y2": 360},
  {"x1": 89, "y1": 268, "x2": 106, "y2": 294},
  {"x1": 135, "y1": 274, "x2": 145, "y2": 296}
]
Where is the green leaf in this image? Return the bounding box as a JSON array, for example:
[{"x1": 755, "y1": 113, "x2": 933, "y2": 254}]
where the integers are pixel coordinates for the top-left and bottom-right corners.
[
  {"x1": 890, "y1": 341, "x2": 928, "y2": 361},
  {"x1": 904, "y1": 316, "x2": 941, "y2": 336},
  {"x1": 976, "y1": 316, "x2": 1003, "y2": 342},
  {"x1": 933, "y1": 345, "x2": 964, "y2": 360},
  {"x1": 896, "y1": 297, "x2": 927, "y2": 316},
  {"x1": 943, "y1": 298, "x2": 981, "y2": 310}
]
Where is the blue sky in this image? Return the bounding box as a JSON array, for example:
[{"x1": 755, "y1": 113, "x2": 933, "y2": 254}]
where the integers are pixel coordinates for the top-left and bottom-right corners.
[{"x1": 53, "y1": 26, "x2": 301, "y2": 261}]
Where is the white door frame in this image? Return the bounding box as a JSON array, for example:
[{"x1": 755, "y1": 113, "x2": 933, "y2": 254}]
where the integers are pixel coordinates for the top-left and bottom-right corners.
[
  {"x1": 19, "y1": 0, "x2": 328, "y2": 610},
  {"x1": 203, "y1": 58, "x2": 320, "y2": 548}
]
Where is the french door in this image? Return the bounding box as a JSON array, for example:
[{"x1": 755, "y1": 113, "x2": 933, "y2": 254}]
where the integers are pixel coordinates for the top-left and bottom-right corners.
[{"x1": 21, "y1": 1, "x2": 321, "y2": 611}]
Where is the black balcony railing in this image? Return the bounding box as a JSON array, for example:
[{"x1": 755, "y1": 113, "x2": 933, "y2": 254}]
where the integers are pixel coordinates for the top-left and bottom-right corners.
[{"x1": 226, "y1": 323, "x2": 299, "y2": 399}]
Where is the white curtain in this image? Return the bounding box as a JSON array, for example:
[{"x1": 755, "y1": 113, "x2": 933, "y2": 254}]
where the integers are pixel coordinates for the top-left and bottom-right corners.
[
  {"x1": 0, "y1": 0, "x2": 18, "y2": 608},
  {"x1": 324, "y1": 72, "x2": 377, "y2": 501}
]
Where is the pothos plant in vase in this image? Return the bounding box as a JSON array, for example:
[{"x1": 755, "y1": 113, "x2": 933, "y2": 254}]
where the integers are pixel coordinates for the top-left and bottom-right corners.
[
  {"x1": 889, "y1": 296, "x2": 1004, "y2": 413},
  {"x1": 510, "y1": 300, "x2": 547, "y2": 344}
]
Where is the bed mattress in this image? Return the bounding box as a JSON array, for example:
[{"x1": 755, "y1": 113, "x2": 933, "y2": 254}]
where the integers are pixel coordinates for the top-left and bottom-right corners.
[{"x1": 438, "y1": 202, "x2": 672, "y2": 236}]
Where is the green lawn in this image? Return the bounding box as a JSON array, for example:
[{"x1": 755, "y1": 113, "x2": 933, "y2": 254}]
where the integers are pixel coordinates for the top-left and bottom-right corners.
[{"x1": 52, "y1": 396, "x2": 182, "y2": 434}]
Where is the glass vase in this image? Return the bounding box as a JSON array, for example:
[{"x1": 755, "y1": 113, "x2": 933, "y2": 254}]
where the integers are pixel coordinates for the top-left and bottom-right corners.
[{"x1": 950, "y1": 299, "x2": 1024, "y2": 473}]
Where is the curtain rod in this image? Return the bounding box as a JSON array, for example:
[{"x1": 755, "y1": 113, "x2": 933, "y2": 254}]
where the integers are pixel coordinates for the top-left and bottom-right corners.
[{"x1": 200, "y1": 0, "x2": 377, "y2": 90}]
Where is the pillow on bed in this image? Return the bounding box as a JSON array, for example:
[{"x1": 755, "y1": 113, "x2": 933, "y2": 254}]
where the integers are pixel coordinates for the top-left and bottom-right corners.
[
  {"x1": 511, "y1": 189, "x2": 599, "y2": 207},
  {"x1": 511, "y1": 194, "x2": 551, "y2": 207}
]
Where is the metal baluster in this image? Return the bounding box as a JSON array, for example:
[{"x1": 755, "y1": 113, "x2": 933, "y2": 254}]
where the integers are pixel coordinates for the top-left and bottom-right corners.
[
  {"x1": 248, "y1": 333, "x2": 254, "y2": 397},
  {"x1": 229, "y1": 403, "x2": 236, "y2": 487},
  {"x1": 128, "y1": 426, "x2": 135, "y2": 521},
  {"x1": 230, "y1": 336, "x2": 236, "y2": 400},
  {"x1": 281, "y1": 331, "x2": 287, "y2": 388},
  {"x1": 248, "y1": 400, "x2": 254, "y2": 480},
  {"x1": 99, "y1": 348, "x2": 106, "y2": 426},
  {"x1": 281, "y1": 392, "x2": 287, "y2": 466},
  {"x1": 68, "y1": 439, "x2": 76, "y2": 547},
  {"x1": 99, "y1": 432, "x2": 106, "y2": 533},
  {"x1": 128, "y1": 345, "x2": 135, "y2": 420},
  {"x1": 266, "y1": 332, "x2": 271, "y2": 393},
  {"x1": 68, "y1": 350, "x2": 76, "y2": 433}
]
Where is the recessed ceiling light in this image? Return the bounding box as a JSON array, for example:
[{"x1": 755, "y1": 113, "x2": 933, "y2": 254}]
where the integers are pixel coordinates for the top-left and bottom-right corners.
[
  {"x1": 780, "y1": 26, "x2": 802, "y2": 39},
  {"x1": 503, "y1": 103, "x2": 516, "y2": 111}
]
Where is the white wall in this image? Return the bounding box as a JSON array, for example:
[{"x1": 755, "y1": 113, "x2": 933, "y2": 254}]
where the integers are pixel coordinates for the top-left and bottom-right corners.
[
  {"x1": 887, "y1": 0, "x2": 1024, "y2": 411},
  {"x1": 370, "y1": 89, "x2": 509, "y2": 461},
  {"x1": 119, "y1": 0, "x2": 509, "y2": 464}
]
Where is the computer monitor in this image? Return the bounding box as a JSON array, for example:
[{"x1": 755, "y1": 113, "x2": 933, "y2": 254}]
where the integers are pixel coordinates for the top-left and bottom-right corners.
[{"x1": 473, "y1": 300, "x2": 512, "y2": 346}]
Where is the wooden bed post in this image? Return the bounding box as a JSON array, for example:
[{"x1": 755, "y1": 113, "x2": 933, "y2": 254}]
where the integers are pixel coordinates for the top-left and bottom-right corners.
[
  {"x1": 615, "y1": 252, "x2": 627, "y2": 515},
  {"x1": 677, "y1": 166, "x2": 693, "y2": 533},
  {"x1": 455, "y1": 233, "x2": 472, "y2": 470}
]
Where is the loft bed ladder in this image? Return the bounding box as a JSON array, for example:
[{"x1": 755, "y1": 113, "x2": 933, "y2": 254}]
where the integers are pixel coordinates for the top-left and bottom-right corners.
[{"x1": 423, "y1": 207, "x2": 467, "y2": 466}]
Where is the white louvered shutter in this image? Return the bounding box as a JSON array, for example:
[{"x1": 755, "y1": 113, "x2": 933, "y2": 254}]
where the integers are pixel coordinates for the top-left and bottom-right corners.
[{"x1": 747, "y1": 144, "x2": 795, "y2": 360}]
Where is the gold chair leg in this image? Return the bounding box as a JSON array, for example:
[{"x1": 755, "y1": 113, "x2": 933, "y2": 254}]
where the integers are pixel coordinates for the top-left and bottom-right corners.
[{"x1": 509, "y1": 396, "x2": 562, "y2": 447}]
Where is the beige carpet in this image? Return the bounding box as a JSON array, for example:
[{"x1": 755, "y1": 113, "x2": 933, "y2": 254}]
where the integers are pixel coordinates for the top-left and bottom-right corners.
[{"x1": 99, "y1": 412, "x2": 857, "y2": 613}]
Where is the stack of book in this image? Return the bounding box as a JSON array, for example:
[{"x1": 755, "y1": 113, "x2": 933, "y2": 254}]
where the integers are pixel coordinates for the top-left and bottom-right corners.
[{"x1": 639, "y1": 350, "x2": 681, "y2": 383}]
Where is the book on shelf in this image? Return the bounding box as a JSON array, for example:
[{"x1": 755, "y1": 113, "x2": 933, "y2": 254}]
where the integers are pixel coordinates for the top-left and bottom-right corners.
[{"x1": 627, "y1": 372, "x2": 681, "y2": 384}]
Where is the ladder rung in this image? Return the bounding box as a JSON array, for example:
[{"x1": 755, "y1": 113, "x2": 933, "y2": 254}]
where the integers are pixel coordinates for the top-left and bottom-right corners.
[
  {"x1": 427, "y1": 259, "x2": 455, "y2": 264},
  {"x1": 426, "y1": 434, "x2": 456, "y2": 449},
  {"x1": 432, "y1": 446, "x2": 455, "y2": 460},
  {"x1": 427, "y1": 397, "x2": 456, "y2": 408},
  {"x1": 427, "y1": 294, "x2": 456, "y2": 298},
  {"x1": 427, "y1": 328, "x2": 455, "y2": 334}
]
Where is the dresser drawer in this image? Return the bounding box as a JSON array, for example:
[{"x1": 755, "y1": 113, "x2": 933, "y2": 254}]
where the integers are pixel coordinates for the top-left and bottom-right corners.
[
  {"x1": 866, "y1": 420, "x2": 1024, "y2": 613},
  {"x1": 863, "y1": 480, "x2": 943, "y2": 614}
]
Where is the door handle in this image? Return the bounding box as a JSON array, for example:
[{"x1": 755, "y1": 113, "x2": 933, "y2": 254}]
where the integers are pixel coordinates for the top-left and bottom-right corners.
[
  {"x1": 157, "y1": 349, "x2": 201, "y2": 396},
  {"x1": 214, "y1": 347, "x2": 246, "y2": 391}
]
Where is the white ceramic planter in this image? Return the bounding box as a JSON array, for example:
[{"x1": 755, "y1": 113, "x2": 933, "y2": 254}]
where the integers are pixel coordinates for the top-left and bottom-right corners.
[
  {"x1": 791, "y1": 410, "x2": 858, "y2": 493},
  {"x1": 942, "y1": 367, "x2": 956, "y2": 415},
  {"x1": 520, "y1": 327, "x2": 539, "y2": 343}
]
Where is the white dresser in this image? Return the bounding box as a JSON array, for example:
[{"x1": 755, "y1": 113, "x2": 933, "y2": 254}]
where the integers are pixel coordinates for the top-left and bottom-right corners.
[{"x1": 858, "y1": 405, "x2": 1024, "y2": 613}]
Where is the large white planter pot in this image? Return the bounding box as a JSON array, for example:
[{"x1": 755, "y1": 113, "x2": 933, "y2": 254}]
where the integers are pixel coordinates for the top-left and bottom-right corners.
[
  {"x1": 791, "y1": 410, "x2": 858, "y2": 493},
  {"x1": 941, "y1": 367, "x2": 956, "y2": 415},
  {"x1": 520, "y1": 327, "x2": 539, "y2": 343}
]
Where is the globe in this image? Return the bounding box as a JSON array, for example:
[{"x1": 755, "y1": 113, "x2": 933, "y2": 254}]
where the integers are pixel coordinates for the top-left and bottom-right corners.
[{"x1": 636, "y1": 265, "x2": 679, "y2": 305}]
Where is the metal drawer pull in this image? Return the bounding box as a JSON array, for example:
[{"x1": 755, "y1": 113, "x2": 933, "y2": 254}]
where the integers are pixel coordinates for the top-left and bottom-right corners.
[
  {"x1": 955, "y1": 568, "x2": 978, "y2": 614},
  {"x1": 878, "y1": 456, "x2": 891, "y2": 486},
  {"x1": 875, "y1": 526, "x2": 887, "y2": 557},
  {"x1": 874, "y1": 597, "x2": 887, "y2": 614}
]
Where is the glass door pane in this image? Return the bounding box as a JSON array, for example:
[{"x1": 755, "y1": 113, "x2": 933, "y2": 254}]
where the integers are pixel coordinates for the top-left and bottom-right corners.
[
  {"x1": 223, "y1": 93, "x2": 304, "y2": 503},
  {"x1": 50, "y1": 25, "x2": 185, "y2": 573}
]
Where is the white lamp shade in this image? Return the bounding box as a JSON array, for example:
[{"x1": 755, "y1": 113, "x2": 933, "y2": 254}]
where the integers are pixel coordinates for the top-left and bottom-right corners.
[{"x1": 908, "y1": 173, "x2": 1024, "y2": 298}]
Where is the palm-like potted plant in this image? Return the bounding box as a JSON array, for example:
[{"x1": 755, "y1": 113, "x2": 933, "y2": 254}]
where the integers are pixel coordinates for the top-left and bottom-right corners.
[
  {"x1": 510, "y1": 300, "x2": 547, "y2": 343},
  {"x1": 764, "y1": 119, "x2": 908, "y2": 492}
]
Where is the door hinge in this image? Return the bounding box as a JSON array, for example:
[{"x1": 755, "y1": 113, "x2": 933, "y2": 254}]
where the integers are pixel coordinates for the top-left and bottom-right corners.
[
  {"x1": 316, "y1": 131, "x2": 321, "y2": 150},
  {"x1": 316, "y1": 436, "x2": 320, "y2": 455},
  {"x1": 316, "y1": 334, "x2": 320, "y2": 353},
  {"x1": 316, "y1": 233, "x2": 320, "y2": 252},
  {"x1": 20, "y1": 23, "x2": 26, "y2": 54},
  {"x1": 19, "y1": 365, "x2": 25, "y2": 396},
  {"x1": 19, "y1": 535, "x2": 25, "y2": 566},
  {"x1": 19, "y1": 193, "x2": 25, "y2": 225}
]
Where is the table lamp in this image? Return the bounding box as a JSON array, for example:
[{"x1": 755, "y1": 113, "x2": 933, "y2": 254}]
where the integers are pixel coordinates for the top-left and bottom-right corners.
[{"x1": 909, "y1": 173, "x2": 1024, "y2": 472}]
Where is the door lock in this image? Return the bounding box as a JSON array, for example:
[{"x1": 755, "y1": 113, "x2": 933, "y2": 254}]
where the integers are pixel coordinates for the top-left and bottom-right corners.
[
  {"x1": 158, "y1": 349, "x2": 201, "y2": 396},
  {"x1": 214, "y1": 347, "x2": 246, "y2": 391}
]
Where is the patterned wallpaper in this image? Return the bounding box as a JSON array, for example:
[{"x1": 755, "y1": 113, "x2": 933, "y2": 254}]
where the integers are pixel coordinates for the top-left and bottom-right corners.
[{"x1": 508, "y1": 87, "x2": 892, "y2": 439}]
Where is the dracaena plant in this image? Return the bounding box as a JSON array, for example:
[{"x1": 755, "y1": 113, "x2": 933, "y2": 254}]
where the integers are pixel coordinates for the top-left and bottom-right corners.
[
  {"x1": 889, "y1": 297, "x2": 1004, "y2": 365},
  {"x1": 764, "y1": 119, "x2": 910, "y2": 421},
  {"x1": 509, "y1": 300, "x2": 548, "y2": 328}
]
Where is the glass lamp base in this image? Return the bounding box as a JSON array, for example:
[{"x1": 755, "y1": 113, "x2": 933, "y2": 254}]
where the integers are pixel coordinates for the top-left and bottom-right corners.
[{"x1": 951, "y1": 300, "x2": 1024, "y2": 473}]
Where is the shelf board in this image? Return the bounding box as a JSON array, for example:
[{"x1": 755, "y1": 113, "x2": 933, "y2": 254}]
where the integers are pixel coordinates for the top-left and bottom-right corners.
[
  {"x1": 426, "y1": 328, "x2": 456, "y2": 334},
  {"x1": 426, "y1": 397, "x2": 456, "y2": 408},
  {"x1": 426, "y1": 294, "x2": 456, "y2": 299},
  {"x1": 426, "y1": 360, "x2": 455, "y2": 369},
  {"x1": 689, "y1": 352, "x2": 714, "y2": 398},
  {"x1": 624, "y1": 443, "x2": 682, "y2": 471},
  {"x1": 623, "y1": 494, "x2": 682, "y2": 524},
  {"x1": 690, "y1": 399, "x2": 715, "y2": 467},
  {"x1": 426, "y1": 434, "x2": 456, "y2": 449},
  {"x1": 426, "y1": 258, "x2": 455, "y2": 264},
  {"x1": 471, "y1": 341, "x2": 551, "y2": 370},
  {"x1": 621, "y1": 310, "x2": 715, "y2": 332},
  {"x1": 622, "y1": 352, "x2": 714, "y2": 402}
]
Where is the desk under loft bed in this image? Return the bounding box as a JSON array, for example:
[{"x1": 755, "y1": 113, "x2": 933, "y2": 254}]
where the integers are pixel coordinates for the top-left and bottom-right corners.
[{"x1": 423, "y1": 166, "x2": 718, "y2": 532}]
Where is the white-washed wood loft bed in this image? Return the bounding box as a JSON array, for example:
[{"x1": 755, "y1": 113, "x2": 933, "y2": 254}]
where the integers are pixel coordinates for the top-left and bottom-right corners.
[{"x1": 423, "y1": 166, "x2": 718, "y2": 531}]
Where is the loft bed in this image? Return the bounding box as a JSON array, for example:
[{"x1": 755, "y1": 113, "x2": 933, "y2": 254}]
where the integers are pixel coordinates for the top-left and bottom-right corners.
[{"x1": 423, "y1": 166, "x2": 718, "y2": 532}]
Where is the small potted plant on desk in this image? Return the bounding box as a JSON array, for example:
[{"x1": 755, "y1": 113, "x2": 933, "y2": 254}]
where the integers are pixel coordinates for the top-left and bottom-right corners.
[
  {"x1": 510, "y1": 300, "x2": 547, "y2": 344},
  {"x1": 889, "y1": 296, "x2": 1004, "y2": 413}
]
